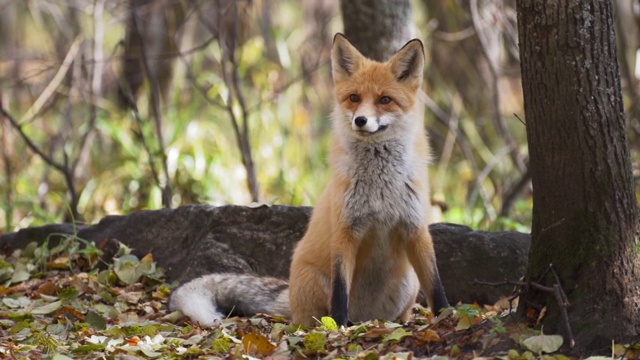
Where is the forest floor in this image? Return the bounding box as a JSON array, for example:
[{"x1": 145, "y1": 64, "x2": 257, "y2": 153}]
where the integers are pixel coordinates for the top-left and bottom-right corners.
[{"x1": 0, "y1": 236, "x2": 636, "y2": 359}]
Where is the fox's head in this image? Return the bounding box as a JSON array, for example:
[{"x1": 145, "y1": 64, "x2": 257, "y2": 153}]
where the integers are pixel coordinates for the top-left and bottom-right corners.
[{"x1": 331, "y1": 33, "x2": 425, "y2": 141}]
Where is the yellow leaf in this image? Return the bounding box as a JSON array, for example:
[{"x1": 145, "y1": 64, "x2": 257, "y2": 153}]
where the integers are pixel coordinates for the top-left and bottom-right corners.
[
  {"x1": 320, "y1": 316, "x2": 338, "y2": 331},
  {"x1": 450, "y1": 344, "x2": 461, "y2": 357},
  {"x1": 302, "y1": 332, "x2": 327, "y2": 352},
  {"x1": 242, "y1": 332, "x2": 276, "y2": 357},
  {"x1": 48, "y1": 256, "x2": 69, "y2": 269},
  {"x1": 140, "y1": 253, "x2": 154, "y2": 264},
  {"x1": 456, "y1": 316, "x2": 471, "y2": 331}
]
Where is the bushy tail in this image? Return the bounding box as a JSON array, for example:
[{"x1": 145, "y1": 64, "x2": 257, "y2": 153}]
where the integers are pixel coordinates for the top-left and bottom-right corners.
[{"x1": 169, "y1": 273, "x2": 290, "y2": 326}]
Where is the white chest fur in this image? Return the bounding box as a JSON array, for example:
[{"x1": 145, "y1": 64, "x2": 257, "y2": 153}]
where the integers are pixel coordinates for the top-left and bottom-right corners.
[{"x1": 341, "y1": 140, "x2": 425, "y2": 238}]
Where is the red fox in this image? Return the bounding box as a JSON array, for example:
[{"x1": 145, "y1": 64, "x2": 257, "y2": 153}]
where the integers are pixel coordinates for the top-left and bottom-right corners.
[{"x1": 169, "y1": 33, "x2": 448, "y2": 327}]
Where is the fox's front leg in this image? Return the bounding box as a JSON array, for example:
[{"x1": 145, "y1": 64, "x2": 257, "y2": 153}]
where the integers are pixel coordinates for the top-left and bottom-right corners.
[
  {"x1": 406, "y1": 227, "x2": 449, "y2": 315},
  {"x1": 330, "y1": 227, "x2": 358, "y2": 326}
]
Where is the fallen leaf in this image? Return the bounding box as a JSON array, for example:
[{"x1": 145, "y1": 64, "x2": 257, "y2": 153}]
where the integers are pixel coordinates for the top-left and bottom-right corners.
[
  {"x1": 382, "y1": 328, "x2": 412, "y2": 344},
  {"x1": 525, "y1": 307, "x2": 537, "y2": 321},
  {"x1": 450, "y1": 344, "x2": 461, "y2": 357},
  {"x1": 48, "y1": 256, "x2": 70, "y2": 270},
  {"x1": 55, "y1": 305, "x2": 85, "y2": 321},
  {"x1": 302, "y1": 332, "x2": 327, "y2": 352},
  {"x1": 37, "y1": 281, "x2": 57, "y2": 296},
  {"x1": 126, "y1": 335, "x2": 140, "y2": 346},
  {"x1": 113, "y1": 255, "x2": 141, "y2": 285},
  {"x1": 212, "y1": 336, "x2": 232, "y2": 353},
  {"x1": 243, "y1": 332, "x2": 276, "y2": 356},
  {"x1": 522, "y1": 334, "x2": 563, "y2": 353},
  {"x1": 138, "y1": 253, "x2": 156, "y2": 275},
  {"x1": 320, "y1": 316, "x2": 338, "y2": 331},
  {"x1": 57, "y1": 286, "x2": 79, "y2": 301},
  {"x1": 10, "y1": 262, "x2": 30, "y2": 284},
  {"x1": 456, "y1": 316, "x2": 471, "y2": 331},
  {"x1": 51, "y1": 354, "x2": 74, "y2": 360},
  {"x1": 117, "y1": 290, "x2": 144, "y2": 304},
  {"x1": 86, "y1": 311, "x2": 107, "y2": 330},
  {"x1": 246, "y1": 201, "x2": 271, "y2": 208},
  {"x1": 3, "y1": 296, "x2": 30, "y2": 309},
  {"x1": 415, "y1": 328, "x2": 441, "y2": 343},
  {"x1": 536, "y1": 306, "x2": 547, "y2": 324},
  {"x1": 362, "y1": 327, "x2": 393, "y2": 339},
  {"x1": 31, "y1": 300, "x2": 63, "y2": 315},
  {"x1": 72, "y1": 344, "x2": 106, "y2": 353}
]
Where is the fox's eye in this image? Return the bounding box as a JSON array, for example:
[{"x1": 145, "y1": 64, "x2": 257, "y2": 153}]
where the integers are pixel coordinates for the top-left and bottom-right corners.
[
  {"x1": 379, "y1": 96, "x2": 392, "y2": 104},
  {"x1": 349, "y1": 94, "x2": 360, "y2": 103}
]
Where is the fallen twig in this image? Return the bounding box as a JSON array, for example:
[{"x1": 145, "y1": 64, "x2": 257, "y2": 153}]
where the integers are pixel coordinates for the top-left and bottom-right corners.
[{"x1": 473, "y1": 263, "x2": 575, "y2": 348}]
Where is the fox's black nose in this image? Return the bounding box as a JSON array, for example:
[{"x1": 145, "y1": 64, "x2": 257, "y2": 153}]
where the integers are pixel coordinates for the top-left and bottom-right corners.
[{"x1": 354, "y1": 116, "x2": 367, "y2": 127}]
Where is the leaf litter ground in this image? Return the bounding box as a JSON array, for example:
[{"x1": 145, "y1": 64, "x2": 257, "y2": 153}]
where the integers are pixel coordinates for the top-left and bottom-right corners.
[{"x1": 0, "y1": 235, "x2": 637, "y2": 359}]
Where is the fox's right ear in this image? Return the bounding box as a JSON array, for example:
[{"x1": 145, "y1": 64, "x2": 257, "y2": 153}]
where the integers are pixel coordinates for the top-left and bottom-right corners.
[{"x1": 331, "y1": 33, "x2": 364, "y2": 81}]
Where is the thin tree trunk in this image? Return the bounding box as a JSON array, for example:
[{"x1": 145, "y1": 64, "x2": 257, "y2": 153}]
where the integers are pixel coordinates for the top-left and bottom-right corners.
[
  {"x1": 517, "y1": 0, "x2": 640, "y2": 351},
  {"x1": 339, "y1": 0, "x2": 412, "y2": 61}
]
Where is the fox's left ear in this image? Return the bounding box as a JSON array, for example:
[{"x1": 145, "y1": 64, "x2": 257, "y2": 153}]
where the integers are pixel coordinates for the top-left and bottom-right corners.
[{"x1": 389, "y1": 39, "x2": 425, "y2": 87}]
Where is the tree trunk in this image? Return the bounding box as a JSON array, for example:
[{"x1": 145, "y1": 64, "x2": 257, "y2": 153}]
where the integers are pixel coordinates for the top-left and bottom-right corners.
[
  {"x1": 517, "y1": 0, "x2": 640, "y2": 351},
  {"x1": 339, "y1": 0, "x2": 412, "y2": 61},
  {"x1": 119, "y1": 0, "x2": 182, "y2": 108}
]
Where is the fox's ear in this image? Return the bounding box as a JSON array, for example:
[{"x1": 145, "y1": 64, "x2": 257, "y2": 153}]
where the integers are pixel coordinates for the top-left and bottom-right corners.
[
  {"x1": 388, "y1": 39, "x2": 425, "y2": 87},
  {"x1": 331, "y1": 33, "x2": 364, "y2": 81}
]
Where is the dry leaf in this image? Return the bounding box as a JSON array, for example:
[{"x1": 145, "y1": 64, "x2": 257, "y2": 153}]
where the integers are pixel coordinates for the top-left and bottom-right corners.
[
  {"x1": 415, "y1": 329, "x2": 441, "y2": 343},
  {"x1": 37, "y1": 281, "x2": 57, "y2": 296},
  {"x1": 455, "y1": 316, "x2": 471, "y2": 331},
  {"x1": 362, "y1": 327, "x2": 393, "y2": 338},
  {"x1": 126, "y1": 336, "x2": 140, "y2": 346},
  {"x1": 48, "y1": 256, "x2": 69, "y2": 270},
  {"x1": 536, "y1": 306, "x2": 547, "y2": 324},
  {"x1": 242, "y1": 332, "x2": 276, "y2": 356}
]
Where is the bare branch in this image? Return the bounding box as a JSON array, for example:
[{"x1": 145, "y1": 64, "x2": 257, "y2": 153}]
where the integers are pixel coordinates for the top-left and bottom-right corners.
[
  {"x1": 433, "y1": 26, "x2": 476, "y2": 42},
  {"x1": 472, "y1": 279, "x2": 528, "y2": 288},
  {"x1": 470, "y1": 0, "x2": 526, "y2": 175},
  {"x1": 475, "y1": 263, "x2": 576, "y2": 349},
  {"x1": 498, "y1": 166, "x2": 531, "y2": 217},
  {"x1": 468, "y1": 145, "x2": 513, "y2": 221},
  {"x1": 0, "y1": 97, "x2": 14, "y2": 229},
  {"x1": 133, "y1": 6, "x2": 173, "y2": 208},
  {"x1": 73, "y1": 0, "x2": 104, "y2": 181},
  {"x1": 130, "y1": 105, "x2": 164, "y2": 196},
  {"x1": 214, "y1": 1, "x2": 261, "y2": 202},
  {"x1": 20, "y1": 36, "x2": 83, "y2": 125},
  {"x1": 0, "y1": 105, "x2": 80, "y2": 220},
  {"x1": 423, "y1": 92, "x2": 495, "y2": 219}
]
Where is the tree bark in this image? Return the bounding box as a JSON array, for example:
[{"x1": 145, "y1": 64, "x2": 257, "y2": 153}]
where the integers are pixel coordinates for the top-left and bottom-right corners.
[
  {"x1": 339, "y1": 0, "x2": 413, "y2": 61},
  {"x1": 517, "y1": 0, "x2": 640, "y2": 351},
  {"x1": 119, "y1": 0, "x2": 182, "y2": 108}
]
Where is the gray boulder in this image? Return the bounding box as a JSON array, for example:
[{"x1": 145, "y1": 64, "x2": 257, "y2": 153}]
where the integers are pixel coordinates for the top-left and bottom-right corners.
[{"x1": 0, "y1": 204, "x2": 530, "y2": 304}]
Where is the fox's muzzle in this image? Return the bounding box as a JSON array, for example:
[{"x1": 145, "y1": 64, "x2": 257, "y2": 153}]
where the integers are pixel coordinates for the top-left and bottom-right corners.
[
  {"x1": 352, "y1": 115, "x2": 386, "y2": 133},
  {"x1": 351, "y1": 114, "x2": 392, "y2": 135}
]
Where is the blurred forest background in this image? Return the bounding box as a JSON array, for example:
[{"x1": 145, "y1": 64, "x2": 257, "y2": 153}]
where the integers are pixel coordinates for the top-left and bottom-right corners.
[{"x1": 1, "y1": 0, "x2": 639, "y2": 233}]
